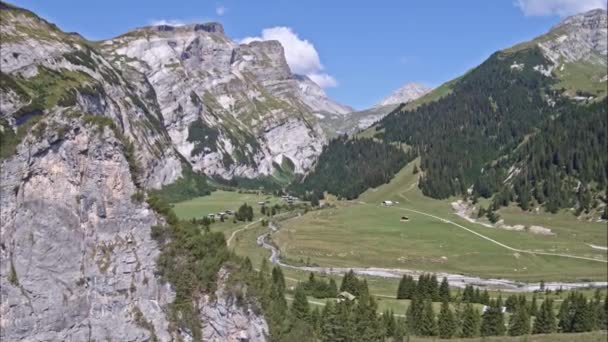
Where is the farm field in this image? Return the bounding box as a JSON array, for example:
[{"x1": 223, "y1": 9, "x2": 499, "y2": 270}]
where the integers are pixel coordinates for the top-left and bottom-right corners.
[
  {"x1": 272, "y1": 160, "x2": 608, "y2": 282},
  {"x1": 171, "y1": 190, "x2": 281, "y2": 220}
]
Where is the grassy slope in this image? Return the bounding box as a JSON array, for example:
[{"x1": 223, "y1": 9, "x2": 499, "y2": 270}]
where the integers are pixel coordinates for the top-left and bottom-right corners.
[
  {"x1": 272, "y1": 160, "x2": 607, "y2": 282},
  {"x1": 171, "y1": 190, "x2": 281, "y2": 219}
]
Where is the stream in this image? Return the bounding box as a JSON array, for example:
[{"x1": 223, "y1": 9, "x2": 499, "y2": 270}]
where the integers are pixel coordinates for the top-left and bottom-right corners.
[{"x1": 257, "y1": 223, "x2": 607, "y2": 292}]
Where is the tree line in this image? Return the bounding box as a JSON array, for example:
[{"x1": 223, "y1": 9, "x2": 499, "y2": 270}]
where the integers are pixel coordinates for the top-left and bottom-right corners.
[{"x1": 247, "y1": 265, "x2": 608, "y2": 341}]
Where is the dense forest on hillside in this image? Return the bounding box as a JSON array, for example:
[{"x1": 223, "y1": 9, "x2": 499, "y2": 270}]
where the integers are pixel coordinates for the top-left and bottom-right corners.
[
  {"x1": 297, "y1": 45, "x2": 607, "y2": 213},
  {"x1": 476, "y1": 98, "x2": 608, "y2": 214},
  {"x1": 377, "y1": 47, "x2": 556, "y2": 199},
  {"x1": 290, "y1": 135, "x2": 415, "y2": 199}
]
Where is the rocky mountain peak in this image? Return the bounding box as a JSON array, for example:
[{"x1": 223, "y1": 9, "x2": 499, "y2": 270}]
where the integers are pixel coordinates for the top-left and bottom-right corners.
[
  {"x1": 552, "y1": 8, "x2": 607, "y2": 31},
  {"x1": 536, "y1": 8, "x2": 607, "y2": 65},
  {"x1": 376, "y1": 82, "x2": 432, "y2": 107}
]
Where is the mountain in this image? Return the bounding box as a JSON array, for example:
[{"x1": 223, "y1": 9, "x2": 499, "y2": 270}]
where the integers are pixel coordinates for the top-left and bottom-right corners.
[
  {"x1": 315, "y1": 104, "x2": 399, "y2": 136},
  {"x1": 101, "y1": 23, "x2": 349, "y2": 179},
  {"x1": 296, "y1": 9, "x2": 608, "y2": 217},
  {"x1": 316, "y1": 83, "x2": 432, "y2": 136},
  {"x1": 376, "y1": 82, "x2": 432, "y2": 107},
  {"x1": 0, "y1": 3, "x2": 268, "y2": 341}
]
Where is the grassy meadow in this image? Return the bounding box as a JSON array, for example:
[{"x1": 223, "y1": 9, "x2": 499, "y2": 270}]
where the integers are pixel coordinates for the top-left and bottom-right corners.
[{"x1": 272, "y1": 160, "x2": 607, "y2": 282}]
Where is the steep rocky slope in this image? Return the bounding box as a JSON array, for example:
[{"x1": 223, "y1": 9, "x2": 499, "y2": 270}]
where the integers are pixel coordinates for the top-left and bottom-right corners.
[
  {"x1": 0, "y1": 3, "x2": 268, "y2": 341},
  {"x1": 508, "y1": 8, "x2": 607, "y2": 98},
  {"x1": 101, "y1": 23, "x2": 349, "y2": 178}
]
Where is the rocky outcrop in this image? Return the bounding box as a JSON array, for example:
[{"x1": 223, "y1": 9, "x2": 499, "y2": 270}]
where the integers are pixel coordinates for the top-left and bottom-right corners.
[
  {"x1": 199, "y1": 269, "x2": 268, "y2": 342},
  {"x1": 0, "y1": 120, "x2": 174, "y2": 341},
  {"x1": 540, "y1": 9, "x2": 607, "y2": 65}
]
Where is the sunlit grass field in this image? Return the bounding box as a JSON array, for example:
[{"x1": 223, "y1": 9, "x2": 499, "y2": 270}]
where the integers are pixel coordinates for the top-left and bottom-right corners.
[{"x1": 271, "y1": 160, "x2": 607, "y2": 282}]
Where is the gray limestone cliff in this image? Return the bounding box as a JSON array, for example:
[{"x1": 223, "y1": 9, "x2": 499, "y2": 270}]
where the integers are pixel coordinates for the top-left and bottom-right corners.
[{"x1": 0, "y1": 3, "x2": 268, "y2": 341}]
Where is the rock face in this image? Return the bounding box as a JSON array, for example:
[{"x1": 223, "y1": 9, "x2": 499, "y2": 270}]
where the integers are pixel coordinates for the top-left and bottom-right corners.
[
  {"x1": 375, "y1": 82, "x2": 432, "y2": 107},
  {"x1": 0, "y1": 3, "x2": 268, "y2": 341},
  {"x1": 539, "y1": 9, "x2": 607, "y2": 65},
  {"x1": 199, "y1": 269, "x2": 268, "y2": 342},
  {"x1": 0, "y1": 122, "x2": 174, "y2": 341},
  {"x1": 101, "y1": 23, "x2": 349, "y2": 178},
  {"x1": 509, "y1": 9, "x2": 607, "y2": 97}
]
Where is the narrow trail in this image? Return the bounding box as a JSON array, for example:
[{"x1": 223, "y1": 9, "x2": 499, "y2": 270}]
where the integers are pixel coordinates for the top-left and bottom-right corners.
[
  {"x1": 227, "y1": 219, "x2": 262, "y2": 246},
  {"x1": 388, "y1": 206, "x2": 607, "y2": 264}
]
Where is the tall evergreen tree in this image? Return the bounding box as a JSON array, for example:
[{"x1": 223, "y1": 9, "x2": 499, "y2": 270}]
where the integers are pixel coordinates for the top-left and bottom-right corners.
[
  {"x1": 533, "y1": 298, "x2": 556, "y2": 334},
  {"x1": 439, "y1": 277, "x2": 451, "y2": 302},
  {"x1": 406, "y1": 296, "x2": 424, "y2": 335},
  {"x1": 508, "y1": 302, "x2": 531, "y2": 336},
  {"x1": 418, "y1": 299, "x2": 438, "y2": 336},
  {"x1": 393, "y1": 317, "x2": 407, "y2": 342},
  {"x1": 529, "y1": 293, "x2": 538, "y2": 317},
  {"x1": 291, "y1": 285, "x2": 311, "y2": 322},
  {"x1": 382, "y1": 309, "x2": 397, "y2": 338},
  {"x1": 438, "y1": 300, "x2": 457, "y2": 339},
  {"x1": 481, "y1": 299, "x2": 505, "y2": 336},
  {"x1": 460, "y1": 303, "x2": 481, "y2": 338}
]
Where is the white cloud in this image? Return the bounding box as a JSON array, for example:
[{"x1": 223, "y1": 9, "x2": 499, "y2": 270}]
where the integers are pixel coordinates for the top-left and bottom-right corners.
[
  {"x1": 240, "y1": 27, "x2": 338, "y2": 88},
  {"x1": 216, "y1": 5, "x2": 226, "y2": 16},
  {"x1": 516, "y1": 0, "x2": 607, "y2": 16},
  {"x1": 308, "y1": 73, "x2": 338, "y2": 88},
  {"x1": 150, "y1": 19, "x2": 187, "y2": 27}
]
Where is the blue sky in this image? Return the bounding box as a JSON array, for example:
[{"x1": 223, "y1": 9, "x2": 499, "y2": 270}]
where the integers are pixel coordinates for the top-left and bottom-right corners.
[{"x1": 10, "y1": 0, "x2": 606, "y2": 109}]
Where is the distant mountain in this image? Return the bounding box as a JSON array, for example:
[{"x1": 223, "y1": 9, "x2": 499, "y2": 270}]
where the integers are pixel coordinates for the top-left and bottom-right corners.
[
  {"x1": 294, "y1": 74, "x2": 353, "y2": 115},
  {"x1": 315, "y1": 104, "x2": 398, "y2": 136},
  {"x1": 376, "y1": 82, "x2": 432, "y2": 107},
  {"x1": 298, "y1": 9, "x2": 608, "y2": 219}
]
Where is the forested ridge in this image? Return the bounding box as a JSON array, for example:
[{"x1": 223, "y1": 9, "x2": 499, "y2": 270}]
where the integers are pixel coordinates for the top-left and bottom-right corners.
[
  {"x1": 377, "y1": 47, "x2": 556, "y2": 199},
  {"x1": 295, "y1": 45, "x2": 607, "y2": 215},
  {"x1": 290, "y1": 135, "x2": 415, "y2": 199}
]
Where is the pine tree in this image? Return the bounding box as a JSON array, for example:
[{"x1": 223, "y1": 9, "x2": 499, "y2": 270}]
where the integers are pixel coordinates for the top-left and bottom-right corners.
[
  {"x1": 592, "y1": 290, "x2": 604, "y2": 330},
  {"x1": 439, "y1": 277, "x2": 451, "y2": 302},
  {"x1": 328, "y1": 278, "x2": 338, "y2": 298},
  {"x1": 481, "y1": 289, "x2": 490, "y2": 305},
  {"x1": 418, "y1": 299, "x2": 438, "y2": 336},
  {"x1": 393, "y1": 317, "x2": 407, "y2": 342},
  {"x1": 530, "y1": 293, "x2": 538, "y2": 317},
  {"x1": 310, "y1": 307, "x2": 321, "y2": 335},
  {"x1": 508, "y1": 302, "x2": 531, "y2": 336},
  {"x1": 406, "y1": 296, "x2": 424, "y2": 334},
  {"x1": 430, "y1": 274, "x2": 440, "y2": 301},
  {"x1": 397, "y1": 275, "x2": 408, "y2": 299},
  {"x1": 481, "y1": 299, "x2": 505, "y2": 336},
  {"x1": 604, "y1": 293, "x2": 608, "y2": 330},
  {"x1": 354, "y1": 292, "x2": 383, "y2": 341},
  {"x1": 340, "y1": 270, "x2": 359, "y2": 296},
  {"x1": 438, "y1": 300, "x2": 457, "y2": 339},
  {"x1": 460, "y1": 303, "x2": 481, "y2": 338},
  {"x1": 291, "y1": 285, "x2": 310, "y2": 322},
  {"x1": 533, "y1": 298, "x2": 556, "y2": 334},
  {"x1": 382, "y1": 309, "x2": 396, "y2": 338},
  {"x1": 272, "y1": 266, "x2": 286, "y2": 293}
]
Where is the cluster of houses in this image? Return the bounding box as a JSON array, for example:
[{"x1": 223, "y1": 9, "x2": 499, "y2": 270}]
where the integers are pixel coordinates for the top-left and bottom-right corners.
[{"x1": 206, "y1": 209, "x2": 233, "y2": 220}]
